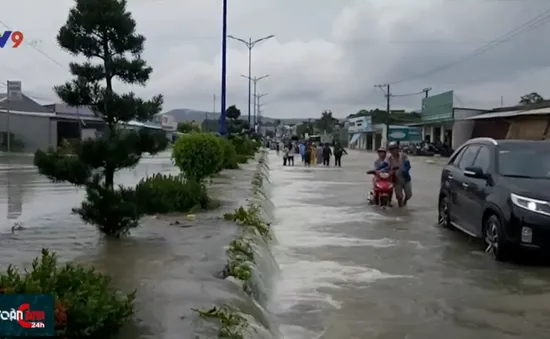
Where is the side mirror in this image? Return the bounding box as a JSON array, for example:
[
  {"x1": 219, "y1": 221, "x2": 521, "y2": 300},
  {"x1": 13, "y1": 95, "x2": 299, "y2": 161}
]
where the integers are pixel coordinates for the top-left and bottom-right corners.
[{"x1": 464, "y1": 166, "x2": 488, "y2": 179}]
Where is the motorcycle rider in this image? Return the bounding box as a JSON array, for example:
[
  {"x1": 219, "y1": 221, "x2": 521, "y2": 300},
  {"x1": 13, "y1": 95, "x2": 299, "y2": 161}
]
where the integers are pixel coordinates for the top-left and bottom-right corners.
[
  {"x1": 368, "y1": 148, "x2": 392, "y2": 205},
  {"x1": 376, "y1": 141, "x2": 412, "y2": 207}
]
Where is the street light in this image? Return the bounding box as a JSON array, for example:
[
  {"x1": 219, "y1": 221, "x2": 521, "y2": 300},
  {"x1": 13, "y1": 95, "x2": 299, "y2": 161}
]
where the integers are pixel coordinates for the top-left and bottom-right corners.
[
  {"x1": 241, "y1": 74, "x2": 269, "y2": 126},
  {"x1": 228, "y1": 34, "x2": 275, "y2": 130},
  {"x1": 220, "y1": 0, "x2": 228, "y2": 135},
  {"x1": 255, "y1": 93, "x2": 268, "y2": 127}
]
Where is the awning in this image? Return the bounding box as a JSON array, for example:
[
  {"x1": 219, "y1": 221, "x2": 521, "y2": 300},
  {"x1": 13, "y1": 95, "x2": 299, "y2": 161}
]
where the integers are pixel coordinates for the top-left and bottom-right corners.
[
  {"x1": 349, "y1": 133, "x2": 361, "y2": 145},
  {"x1": 461, "y1": 107, "x2": 550, "y2": 120}
]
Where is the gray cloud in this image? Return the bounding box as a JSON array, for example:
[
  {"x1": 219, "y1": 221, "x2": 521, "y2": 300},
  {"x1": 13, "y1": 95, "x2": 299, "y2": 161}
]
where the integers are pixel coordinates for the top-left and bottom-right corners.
[{"x1": 2, "y1": 0, "x2": 550, "y2": 118}]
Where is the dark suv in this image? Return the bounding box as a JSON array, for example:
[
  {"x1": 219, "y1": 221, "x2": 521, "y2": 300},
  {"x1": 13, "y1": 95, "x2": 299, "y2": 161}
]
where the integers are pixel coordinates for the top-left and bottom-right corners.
[{"x1": 438, "y1": 138, "x2": 550, "y2": 261}]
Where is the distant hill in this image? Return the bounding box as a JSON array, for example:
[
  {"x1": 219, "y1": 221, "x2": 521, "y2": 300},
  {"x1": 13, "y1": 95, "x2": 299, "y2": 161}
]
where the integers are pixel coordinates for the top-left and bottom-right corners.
[{"x1": 159, "y1": 108, "x2": 308, "y2": 125}]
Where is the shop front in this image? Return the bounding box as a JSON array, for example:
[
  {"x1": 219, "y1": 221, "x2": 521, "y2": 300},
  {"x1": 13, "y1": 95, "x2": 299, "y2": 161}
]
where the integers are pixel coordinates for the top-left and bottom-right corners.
[{"x1": 347, "y1": 116, "x2": 374, "y2": 149}]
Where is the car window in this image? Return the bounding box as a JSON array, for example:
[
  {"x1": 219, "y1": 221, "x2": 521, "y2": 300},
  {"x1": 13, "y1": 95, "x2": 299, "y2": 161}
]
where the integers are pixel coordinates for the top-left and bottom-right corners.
[
  {"x1": 449, "y1": 146, "x2": 466, "y2": 167},
  {"x1": 472, "y1": 146, "x2": 491, "y2": 173},
  {"x1": 498, "y1": 144, "x2": 550, "y2": 178},
  {"x1": 457, "y1": 145, "x2": 480, "y2": 170}
]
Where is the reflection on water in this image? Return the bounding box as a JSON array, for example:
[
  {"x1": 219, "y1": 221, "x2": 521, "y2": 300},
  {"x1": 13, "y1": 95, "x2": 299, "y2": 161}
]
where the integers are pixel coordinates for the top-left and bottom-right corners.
[
  {"x1": 0, "y1": 152, "x2": 267, "y2": 339},
  {"x1": 5, "y1": 170, "x2": 23, "y2": 220}
]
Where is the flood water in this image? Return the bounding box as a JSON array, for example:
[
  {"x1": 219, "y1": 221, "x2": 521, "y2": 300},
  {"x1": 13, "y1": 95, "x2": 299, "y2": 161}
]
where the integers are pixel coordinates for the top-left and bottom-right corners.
[
  {"x1": 268, "y1": 151, "x2": 550, "y2": 339},
  {"x1": 1, "y1": 150, "x2": 550, "y2": 339}
]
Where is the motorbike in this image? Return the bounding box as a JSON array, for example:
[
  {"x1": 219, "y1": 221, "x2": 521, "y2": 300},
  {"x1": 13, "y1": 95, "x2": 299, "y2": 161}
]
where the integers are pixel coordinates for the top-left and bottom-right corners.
[{"x1": 366, "y1": 169, "x2": 395, "y2": 208}]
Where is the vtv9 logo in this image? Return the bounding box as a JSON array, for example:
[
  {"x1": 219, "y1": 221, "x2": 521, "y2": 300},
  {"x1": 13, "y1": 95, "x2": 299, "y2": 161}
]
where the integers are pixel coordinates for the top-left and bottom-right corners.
[{"x1": 0, "y1": 31, "x2": 24, "y2": 48}]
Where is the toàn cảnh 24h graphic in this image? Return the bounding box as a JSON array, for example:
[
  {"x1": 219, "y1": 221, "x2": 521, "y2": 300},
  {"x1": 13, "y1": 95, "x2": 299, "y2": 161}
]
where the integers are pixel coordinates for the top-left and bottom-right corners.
[
  {"x1": 0, "y1": 31, "x2": 24, "y2": 48},
  {"x1": 0, "y1": 294, "x2": 54, "y2": 336}
]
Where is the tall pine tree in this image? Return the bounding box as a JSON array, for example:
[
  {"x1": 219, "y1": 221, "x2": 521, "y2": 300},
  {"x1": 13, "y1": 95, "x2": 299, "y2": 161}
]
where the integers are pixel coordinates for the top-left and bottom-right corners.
[{"x1": 34, "y1": 0, "x2": 167, "y2": 237}]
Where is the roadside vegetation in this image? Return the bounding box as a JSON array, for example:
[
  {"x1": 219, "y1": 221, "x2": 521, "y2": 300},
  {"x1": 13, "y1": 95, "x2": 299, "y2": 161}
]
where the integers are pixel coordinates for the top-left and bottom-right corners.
[
  {"x1": 194, "y1": 149, "x2": 271, "y2": 338},
  {"x1": 16, "y1": 0, "x2": 263, "y2": 337}
]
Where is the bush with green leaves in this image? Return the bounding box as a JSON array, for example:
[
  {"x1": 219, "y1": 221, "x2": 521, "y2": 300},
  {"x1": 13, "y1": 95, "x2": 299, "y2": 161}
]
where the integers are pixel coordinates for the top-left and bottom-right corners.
[
  {"x1": 135, "y1": 173, "x2": 209, "y2": 214},
  {"x1": 217, "y1": 137, "x2": 239, "y2": 170},
  {"x1": 172, "y1": 133, "x2": 224, "y2": 181},
  {"x1": 229, "y1": 135, "x2": 256, "y2": 156},
  {"x1": 0, "y1": 249, "x2": 134, "y2": 338},
  {"x1": 33, "y1": 0, "x2": 168, "y2": 237}
]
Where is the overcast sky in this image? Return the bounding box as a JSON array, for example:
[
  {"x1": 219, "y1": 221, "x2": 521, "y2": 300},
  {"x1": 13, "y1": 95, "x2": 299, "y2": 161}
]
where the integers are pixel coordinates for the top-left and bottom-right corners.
[{"x1": 2, "y1": 0, "x2": 550, "y2": 118}]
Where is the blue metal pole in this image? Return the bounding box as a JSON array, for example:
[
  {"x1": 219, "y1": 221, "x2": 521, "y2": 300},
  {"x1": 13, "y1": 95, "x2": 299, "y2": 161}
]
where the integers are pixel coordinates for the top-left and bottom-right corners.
[{"x1": 219, "y1": 0, "x2": 228, "y2": 135}]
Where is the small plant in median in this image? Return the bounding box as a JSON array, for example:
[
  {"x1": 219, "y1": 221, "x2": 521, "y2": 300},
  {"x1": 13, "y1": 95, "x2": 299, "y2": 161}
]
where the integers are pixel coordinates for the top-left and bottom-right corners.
[
  {"x1": 135, "y1": 173, "x2": 209, "y2": 214},
  {"x1": 217, "y1": 137, "x2": 239, "y2": 170},
  {"x1": 0, "y1": 249, "x2": 134, "y2": 338},
  {"x1": 192, "y1": 305, "x2": 250, "y2": 339},
  {"x1": 223, "y1": 205, "x2": 271, "y2": 239},
  {"x1": 172, "y1": 133, "x2": 224, "y2": 182},
  {"x1": 33, "y1": 0, "x2": 167, "y2": 237}
]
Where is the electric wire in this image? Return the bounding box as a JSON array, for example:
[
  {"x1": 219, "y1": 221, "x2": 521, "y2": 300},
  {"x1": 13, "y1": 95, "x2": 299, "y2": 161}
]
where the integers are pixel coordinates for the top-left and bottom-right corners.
[{"x1": 389, "y1": 9, "x2": 550, "y2": 85}]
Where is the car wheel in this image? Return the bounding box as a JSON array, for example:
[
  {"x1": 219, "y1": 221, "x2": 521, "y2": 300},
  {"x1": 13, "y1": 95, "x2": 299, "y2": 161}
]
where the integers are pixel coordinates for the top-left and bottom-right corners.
[
  {"x1": 484, "y1": 215, "x2": 510, "y2": 261},
  {"x1": 438, "y1": 196, "x2": 451, "y2": 228}
]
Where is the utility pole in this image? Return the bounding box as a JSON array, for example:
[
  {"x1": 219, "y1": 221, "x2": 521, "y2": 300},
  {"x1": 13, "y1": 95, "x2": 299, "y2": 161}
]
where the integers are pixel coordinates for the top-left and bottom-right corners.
[
  {"x1": 228, "y1": 34, "x2": 275, "y2": 131},
  {"x1": 374, "y1": 84, "x2": 391, "y2": 146},
  {"x1": 241, "y1": 74, "x2": 269, "y2": 127},
  {"x1": 423, "y1": 87, "x2": 432, "y2": 98}
]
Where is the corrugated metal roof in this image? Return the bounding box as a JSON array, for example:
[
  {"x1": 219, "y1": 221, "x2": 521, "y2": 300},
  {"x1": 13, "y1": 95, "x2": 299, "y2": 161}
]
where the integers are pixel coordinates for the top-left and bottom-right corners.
[{"x1": 462, "y1": 107, "x2": 550, "y2": 120}]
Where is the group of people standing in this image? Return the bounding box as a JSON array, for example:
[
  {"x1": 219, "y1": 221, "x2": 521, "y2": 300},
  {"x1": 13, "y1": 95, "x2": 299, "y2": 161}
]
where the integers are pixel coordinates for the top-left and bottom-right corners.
[{"x1": 296, "y1": 142, "x2": 347, "y2": 167}]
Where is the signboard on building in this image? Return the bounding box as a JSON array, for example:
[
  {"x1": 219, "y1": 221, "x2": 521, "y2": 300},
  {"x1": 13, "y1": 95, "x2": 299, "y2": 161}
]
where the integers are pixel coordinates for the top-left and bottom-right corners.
[
  {"x1": 6, "y1": 80, "x2": 22, "y2": 101},
  {"x1": 421, "y1": 90, "x2": 453, "y2": 122},
  {"x1": 347, "y1": 116, "x2": 372, "y2": 133},
  {"x1": 160, "y1": 114, "x2": 177, "y2": 131},
  {"x1": 387, "y1": 126, "x2": 422, "y2": 142}
]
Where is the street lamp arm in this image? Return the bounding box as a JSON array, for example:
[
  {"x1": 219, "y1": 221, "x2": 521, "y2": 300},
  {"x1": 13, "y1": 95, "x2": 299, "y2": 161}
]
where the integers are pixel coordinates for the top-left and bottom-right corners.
[
  {"x1": 227, "y1": 35, "x2": 250, "y2": 47},
  {"x1": 250, "y1": 34, "x2": 275, "y2": 48}
]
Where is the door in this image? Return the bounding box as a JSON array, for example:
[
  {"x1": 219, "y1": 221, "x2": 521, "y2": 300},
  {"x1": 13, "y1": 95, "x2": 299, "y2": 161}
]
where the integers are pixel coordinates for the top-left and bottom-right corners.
[
  {"x1": 460, "y1": 145, "x2": 493, "y2": 236},
  {"x1": 452, "y1": 145, "x2": 481, "y2": 232},
  {"x1": 442, "y1": 147, "x2": 465, "y2": 224}
]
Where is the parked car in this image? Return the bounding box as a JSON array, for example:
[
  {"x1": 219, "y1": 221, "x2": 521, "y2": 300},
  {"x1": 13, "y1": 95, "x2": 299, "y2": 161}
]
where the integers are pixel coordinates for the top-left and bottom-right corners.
[{"x1": 437, "y1": 137, "x2": 550, "y2": 261}]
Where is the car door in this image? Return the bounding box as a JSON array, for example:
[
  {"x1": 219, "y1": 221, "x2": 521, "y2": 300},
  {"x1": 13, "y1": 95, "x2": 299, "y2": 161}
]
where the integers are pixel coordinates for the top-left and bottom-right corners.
[
  {"x1": 452, "y1": 144, "x2": 481, "y2": 233},
  {"x1": 442, "y1": 146, "x2": 467, "y2": 224},
  {"x1": 460, "y1": 145, "x2": 493, "y2": 236}
]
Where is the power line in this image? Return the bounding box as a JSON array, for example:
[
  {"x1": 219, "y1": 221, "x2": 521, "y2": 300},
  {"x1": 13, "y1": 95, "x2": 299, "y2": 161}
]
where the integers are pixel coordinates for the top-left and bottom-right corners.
[
  {"x1": 389, "y1": 9, "x2": 550, "y2": 85},
  {"x1": 0, "y1": 19, "x2": 65, "y2": 68}
]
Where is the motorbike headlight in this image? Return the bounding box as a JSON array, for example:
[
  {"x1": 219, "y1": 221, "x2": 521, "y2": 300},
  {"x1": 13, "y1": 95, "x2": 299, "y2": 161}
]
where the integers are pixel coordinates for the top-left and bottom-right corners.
[{"x1": 510, "y1": 193, "x2": 550, "y2": 216}]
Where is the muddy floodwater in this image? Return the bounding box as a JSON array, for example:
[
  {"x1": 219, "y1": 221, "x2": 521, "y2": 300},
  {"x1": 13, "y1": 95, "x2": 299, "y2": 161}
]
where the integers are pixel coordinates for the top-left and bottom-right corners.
[{"x1": 1, "y1": 151, "x2": 550, "y2": 339}]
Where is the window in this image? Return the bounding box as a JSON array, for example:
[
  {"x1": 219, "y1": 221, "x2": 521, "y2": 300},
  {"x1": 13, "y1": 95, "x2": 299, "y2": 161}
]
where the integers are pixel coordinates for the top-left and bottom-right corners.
[
  {"x1": 498, "y1": 144, "x2": 550, "y2": 178},
  {"x1": 457, "y1": 145, "x2": 480, "y2": 170},
  {"x1": 449, "y1": 146, "x2": 466, "y2": 166},
  {"x1": 472, "y1": 146, "x2": 491, "y2": 173}
]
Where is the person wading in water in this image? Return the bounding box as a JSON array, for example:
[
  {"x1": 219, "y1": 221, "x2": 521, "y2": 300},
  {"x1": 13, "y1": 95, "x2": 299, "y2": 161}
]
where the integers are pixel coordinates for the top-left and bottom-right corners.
[
  {"x1": 322, "y1": 143, "x2": 332, "y2": 166},
  {"x1": 333, "y1": 143, "x2": 347, "y2": 167}
]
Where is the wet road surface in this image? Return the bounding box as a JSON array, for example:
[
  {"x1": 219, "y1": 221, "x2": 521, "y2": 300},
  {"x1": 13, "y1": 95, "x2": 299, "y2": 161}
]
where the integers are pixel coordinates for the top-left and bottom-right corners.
[
  {"x1": 2, "y1": 150, "x2": 550, "y2": 339},
  {"x1": 268, "y1": 150, "x2": 550, "y2": 339}
]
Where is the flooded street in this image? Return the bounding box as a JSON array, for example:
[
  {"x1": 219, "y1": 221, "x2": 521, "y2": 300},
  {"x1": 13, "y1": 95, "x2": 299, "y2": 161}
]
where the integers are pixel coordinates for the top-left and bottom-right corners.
[
  {"x1": 0, "y1": 152, "x2": 262, "y2": 339},
  {"x1": 2, "y1": 150, "x2": 550, "y2": 339},
  {"x1": 269, "y1": 150, "x2": 550, "y2": 339}
]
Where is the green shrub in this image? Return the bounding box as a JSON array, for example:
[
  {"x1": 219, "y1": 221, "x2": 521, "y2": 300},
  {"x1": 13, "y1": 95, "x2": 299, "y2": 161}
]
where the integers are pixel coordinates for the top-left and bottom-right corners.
[
  {"x1": 135, "y1": 173, "x2": 209, "y2": 214},
  {"x1": 172, "y1": 133, "x2": 224, "y2": 181},
  {"x1": 229, "y1": 136, "x2": 256, "y2": 156},
  {"x1": 217, "y1": 137, "x2": 239, "y2": 170},
  {"x1": 235, "y1": 154, "x2": 249, "y2": 164},
  {"x1": 223, "y1": 205, "x2": 271, "y2": 239},
  {"x1": 0, "y1": 249, "x2": 134, "y2": 338}
]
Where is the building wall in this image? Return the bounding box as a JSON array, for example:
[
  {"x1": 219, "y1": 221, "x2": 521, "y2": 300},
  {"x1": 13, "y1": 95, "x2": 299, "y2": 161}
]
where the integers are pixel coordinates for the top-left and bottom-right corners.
[
  {"x1": 507, "y1": 116, "x2": 549, "y2": 140},
  {"x1": 0, "y1": 112, "x2": 56, "y2": 152},
  {"x1": 471, "y1": 119, "x2": 510, "y2": 140},
  {"x1": 452, "y1": 108, "x2": 485, "y2": 149}
]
